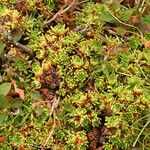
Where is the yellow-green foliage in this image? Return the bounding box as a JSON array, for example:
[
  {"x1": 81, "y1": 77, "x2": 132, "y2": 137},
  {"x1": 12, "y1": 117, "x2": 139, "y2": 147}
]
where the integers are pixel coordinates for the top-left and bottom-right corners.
[{"x1": 0, "y1": 1, "x2": 150, "y2": 150}]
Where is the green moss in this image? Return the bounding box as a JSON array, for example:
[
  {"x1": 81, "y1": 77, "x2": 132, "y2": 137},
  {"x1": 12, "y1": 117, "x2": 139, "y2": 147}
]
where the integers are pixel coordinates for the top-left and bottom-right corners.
[{"x1": 0, "y1": 0, "x2": 150, "y2": 150}]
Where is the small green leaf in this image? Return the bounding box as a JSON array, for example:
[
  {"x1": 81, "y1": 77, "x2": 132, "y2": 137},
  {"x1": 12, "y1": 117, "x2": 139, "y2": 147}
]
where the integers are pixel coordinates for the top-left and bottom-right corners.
[
  {"x1": 0, "y1": 42, "x2": 6, "y2": 55},
  {"x1": 11, "y1": 101, "x2": 23, "y2": 109},
  {"x1": 30, "y1": 91, "x2": 41, "y2": 101},
  {"x1": 142, "y1": 15, "x2": 150, "y2": 24},
  {"x1": 0, "y1": 114, "x2": 8, "y2": 126},
  {"x1": 0, "y1": 95, "x2": 9, "y2": 108},
  {"x1": 0, "y1": 83, "x2": 11, "y2": 96},
  {"x1": 12, "y1": 30, "x2": 22, "y2": 42},
  {"x1": 100, "y1": 11, "x2": 117, "y2": 23},
  {"x1": 0, "y1": 76, "x2": 2, "y2": 82}
]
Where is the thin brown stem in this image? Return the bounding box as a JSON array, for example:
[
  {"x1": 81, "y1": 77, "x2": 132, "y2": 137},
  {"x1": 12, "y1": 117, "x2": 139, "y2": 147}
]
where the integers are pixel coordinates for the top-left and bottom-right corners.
[
  {"x1": 43, "y1": 0, "x2": 76, "y2": 28},
  {"x1": 42, "y1": 96, "x2": 60, "y2": 148},
  {"x1": 105, "y1": 6, "x2": 144, "y2": 39},
  {"x1": 105, "y1": 26, "x2": 146, "y2": 44},
  {"x1": 42, "y1": 110, "x2": 56, "y2": 148},
  {"x1": 11, "y1": 41, "x2": 35, "y2": 58}
]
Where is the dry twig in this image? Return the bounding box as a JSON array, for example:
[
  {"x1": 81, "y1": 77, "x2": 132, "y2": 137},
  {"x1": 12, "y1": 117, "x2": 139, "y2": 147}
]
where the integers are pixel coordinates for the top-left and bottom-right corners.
[
  {"x1": 43, "y1": 0, "x2": 76, "y2": 28},
  {"x1": 42, "y1": 110, "x2": 56, "y2": 148},
  {"x1": 50, "y1": 96, "x2": 60, "y2": 115},
  {"x1": 105, "y1": 6, "x2": 144, "y2": 39},
  {"x1": 42, "y1": 96, "x2": 60, "y2": 148},
  {"x1": 11, "y1": 41, "x2": 35, "y2": 58},
  {"x1": 105, "y1": 26, "x2": 146, "y2": 44}
]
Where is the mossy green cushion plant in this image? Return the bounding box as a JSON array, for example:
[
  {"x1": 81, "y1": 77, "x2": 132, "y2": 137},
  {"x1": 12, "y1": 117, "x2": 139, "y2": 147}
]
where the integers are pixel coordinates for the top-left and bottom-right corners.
[
  {"x1": 0, "y1": 0, "x2": 150, "y2": 150},
  {"x1": 26, "y1": 23, "x2": 150, "y2": 149}
]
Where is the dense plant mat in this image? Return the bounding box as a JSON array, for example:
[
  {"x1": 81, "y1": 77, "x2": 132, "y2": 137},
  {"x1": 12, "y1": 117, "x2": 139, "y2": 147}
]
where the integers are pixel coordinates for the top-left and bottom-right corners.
[{"x1": 0, "y1": 0, "x2": 150, "y2": 149}]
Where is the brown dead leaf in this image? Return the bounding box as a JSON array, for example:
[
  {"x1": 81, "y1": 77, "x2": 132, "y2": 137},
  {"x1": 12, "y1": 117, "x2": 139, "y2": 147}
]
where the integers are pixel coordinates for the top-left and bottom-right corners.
[
  {"x1": 64, "y1": 0, "x2": 73, "y2": 5},
  {"x1": 140, "y1": 23, "x2": 150, "y2": 33},
  {"x1": 130, "y1": 15, "x2": 140, "y2": 24},
  {"x1": 14, "y1": 87, "x2": 25, "y2": 99},
  {"x1": 96, "y1": 147, "x2": 103, "y2": 150},
  {"x1": 11, "y1": 80, "x2": 25, "y2": 99},
  {"x1": 0, "y1": 137, "x2": 5, "y2": 143},
  {"x1": 145, "y1": 40, "x2": 150, "y2": 48},
  {"x1": 18, "y1": 145, "x2": 26, "y2": 150}
]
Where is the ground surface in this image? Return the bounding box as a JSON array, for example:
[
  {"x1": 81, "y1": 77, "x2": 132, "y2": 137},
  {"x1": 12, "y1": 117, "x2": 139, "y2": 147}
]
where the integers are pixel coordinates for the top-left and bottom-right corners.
[{"x1": 0, "y1": 0, "x2": 150, "y2": 150}]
